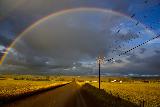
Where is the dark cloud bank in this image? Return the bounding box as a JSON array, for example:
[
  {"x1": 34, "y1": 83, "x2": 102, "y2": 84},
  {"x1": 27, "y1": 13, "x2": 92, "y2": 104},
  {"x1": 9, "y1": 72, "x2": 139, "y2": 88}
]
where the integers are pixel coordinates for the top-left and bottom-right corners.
[{"x1": 1, "y1": 9, "x2": 160, "y2": 76}]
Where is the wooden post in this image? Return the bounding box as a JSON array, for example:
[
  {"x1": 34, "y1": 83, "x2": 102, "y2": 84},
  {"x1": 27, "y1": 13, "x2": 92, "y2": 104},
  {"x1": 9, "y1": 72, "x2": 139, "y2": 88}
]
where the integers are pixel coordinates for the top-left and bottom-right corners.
[{"x1": 99, "y1": 62, "x2": 101, "y2": 89}]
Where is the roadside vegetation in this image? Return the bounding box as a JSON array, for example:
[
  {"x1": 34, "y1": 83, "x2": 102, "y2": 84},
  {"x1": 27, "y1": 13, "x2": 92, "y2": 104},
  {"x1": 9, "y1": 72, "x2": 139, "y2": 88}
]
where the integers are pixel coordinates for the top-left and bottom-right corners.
[
  {"x1": 0, "y1": 75, "x2": 70, "y2": 105},
  {"x1": 81, "y1": 83, "x2": 138, "y2": 107},
  {"x1": 89, "y1": 81, "x2": 160, "y2": 107},
  {"x1": 76, "y1": 76, "x2": 160, "y2": 107}
]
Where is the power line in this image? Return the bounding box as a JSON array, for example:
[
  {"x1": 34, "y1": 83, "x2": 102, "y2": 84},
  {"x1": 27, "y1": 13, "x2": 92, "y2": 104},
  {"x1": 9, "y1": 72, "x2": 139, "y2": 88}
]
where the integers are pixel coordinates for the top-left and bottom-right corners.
[{"x1": 106, "y1": 34, "x2": 160, "y2": 62}]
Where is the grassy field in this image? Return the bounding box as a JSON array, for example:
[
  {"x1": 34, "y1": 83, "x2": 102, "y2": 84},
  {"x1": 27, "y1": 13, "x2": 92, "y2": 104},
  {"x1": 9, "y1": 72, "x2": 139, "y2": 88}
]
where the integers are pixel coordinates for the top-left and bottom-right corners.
[
  {"x1": 0, "y1": 75, "x2": 159, "y2": 107},
  {"x1": 0, "y1": 75, "x2": 70, "y2": 105},
  {"x1": 90, "y1": 82, "x2": 160, "y2": 107},
  {"x1": 0, "y1": 80, "x2": 68, "y2": 98},
  {"x1": 81, "y1": 83, "x2": 139, "y2": 107}
]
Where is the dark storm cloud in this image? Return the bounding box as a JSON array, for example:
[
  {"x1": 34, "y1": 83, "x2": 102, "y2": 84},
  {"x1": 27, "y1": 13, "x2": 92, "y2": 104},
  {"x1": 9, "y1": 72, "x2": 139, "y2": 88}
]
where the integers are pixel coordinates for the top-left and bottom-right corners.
[
  {"x1": 139, "y1": 48, "x2": 146, "y2": 54},
  {"x1": 1, "y1": 0, "x2": 160, "y2": 75},
  {"x1": 0, "y1": 0, "x2": 159, "y2": 39},
  {"x1": 114, "y1": 31, "x2": 140, "y2": 42},
  {"x1": 3, "y1": 8, "x2": 158, "y2": 76},
  {"x1": 3, "y1": 10, "x2": 142, "y2": 69},
  {"x1": 155, "y1": 50, "x2": 160, "y2": 54},
  {"x1": 115, "y1": 59, "x2": 123, "y2": 63},
  {"x1": 95, "y1": 43, "x2": 160, "y2": 75},
  {"x1": 0, "y1": 0, "x2": 156, "y2": 36},
  {"x1": 117, "y1": 51, "x2": 160, "y2": 74}
]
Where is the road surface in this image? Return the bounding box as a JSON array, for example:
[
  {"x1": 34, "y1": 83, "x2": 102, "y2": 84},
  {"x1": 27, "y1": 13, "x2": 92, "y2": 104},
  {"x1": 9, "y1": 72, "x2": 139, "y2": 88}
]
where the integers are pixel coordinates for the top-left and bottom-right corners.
[{"x1": 3, "y1": 82, "x2": 88, "y2": 107}]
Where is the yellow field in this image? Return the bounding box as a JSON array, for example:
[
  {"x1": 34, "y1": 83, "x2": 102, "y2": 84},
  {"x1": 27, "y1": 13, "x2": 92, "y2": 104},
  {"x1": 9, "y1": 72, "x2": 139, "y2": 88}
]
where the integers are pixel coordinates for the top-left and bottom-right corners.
[
  {"x1": 90, "y1": 82, "x2": 160, "y2": 107},
  {"x1": 0, "y1": 79, "x2": 68, "y2": 98},
  {"x1": 0, "y1": 75, "x2": 159, "y2": 107}
]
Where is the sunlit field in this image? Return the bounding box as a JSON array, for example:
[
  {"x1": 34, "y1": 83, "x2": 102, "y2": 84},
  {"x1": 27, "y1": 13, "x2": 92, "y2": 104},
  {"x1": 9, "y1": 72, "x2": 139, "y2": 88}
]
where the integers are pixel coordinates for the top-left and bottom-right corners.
[
  {"x1": 0, "y1": 75, "x2": 159, "y2": 107},
  {"x1": 0, "y1": 75, "x2": 70, "y2": 104},
  {"x1": 0, "y1": 80, "x2": 68, "y2": 97},
  {"x1": 90, "y1": 82, "x2": 160, "y2": 107}
]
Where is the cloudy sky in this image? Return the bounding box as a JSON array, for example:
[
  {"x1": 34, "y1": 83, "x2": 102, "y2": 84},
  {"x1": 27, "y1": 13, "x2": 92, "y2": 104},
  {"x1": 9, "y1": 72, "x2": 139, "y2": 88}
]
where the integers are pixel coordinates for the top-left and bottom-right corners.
[{"x1": 0, "y1": 0, "x2": 160, "y2": 76}]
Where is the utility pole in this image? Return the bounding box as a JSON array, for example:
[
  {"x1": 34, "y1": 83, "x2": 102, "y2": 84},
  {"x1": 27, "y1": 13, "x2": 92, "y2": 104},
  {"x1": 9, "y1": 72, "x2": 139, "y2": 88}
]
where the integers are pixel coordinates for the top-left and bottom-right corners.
[
  {"x1": 97, "y1": 56, "x2": 105, "y2": 89},
  {"x1": 99, "y1": 62, "x2": 100, "y2": 89}
]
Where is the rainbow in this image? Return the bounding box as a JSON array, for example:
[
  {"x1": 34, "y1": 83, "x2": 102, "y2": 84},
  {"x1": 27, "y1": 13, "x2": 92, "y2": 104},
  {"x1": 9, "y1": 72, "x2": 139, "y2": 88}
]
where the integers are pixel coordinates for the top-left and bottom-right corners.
[{"x1": 0, "y1": 7, "x2": 155, "y2": 65}]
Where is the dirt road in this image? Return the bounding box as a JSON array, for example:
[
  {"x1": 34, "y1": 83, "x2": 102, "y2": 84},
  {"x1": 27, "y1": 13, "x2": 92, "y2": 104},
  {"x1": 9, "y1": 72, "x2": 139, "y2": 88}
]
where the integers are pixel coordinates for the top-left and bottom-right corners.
[{"x1": 3, "y1": 82, "x2": 87, "y2": 107}]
